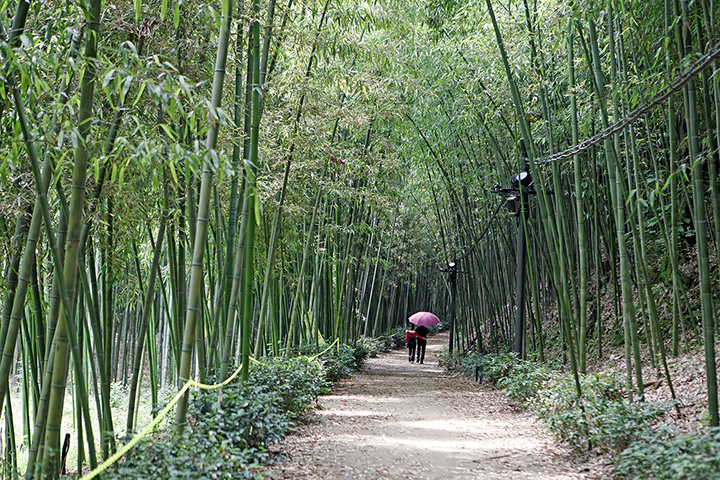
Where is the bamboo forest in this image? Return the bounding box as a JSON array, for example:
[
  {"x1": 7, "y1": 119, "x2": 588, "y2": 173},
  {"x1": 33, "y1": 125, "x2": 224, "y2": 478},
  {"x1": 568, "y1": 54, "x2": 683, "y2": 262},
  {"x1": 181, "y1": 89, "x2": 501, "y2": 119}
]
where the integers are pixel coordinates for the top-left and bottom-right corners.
[{"x1": 1, "y1": 0, "x2": 720, "y2": 478}]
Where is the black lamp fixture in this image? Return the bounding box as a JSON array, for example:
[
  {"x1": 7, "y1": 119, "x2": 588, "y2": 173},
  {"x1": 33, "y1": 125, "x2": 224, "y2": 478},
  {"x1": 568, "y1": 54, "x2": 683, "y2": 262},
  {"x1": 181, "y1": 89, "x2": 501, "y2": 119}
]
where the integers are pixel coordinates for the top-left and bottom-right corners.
[{"x1": 511, "y1": 171, "x2": 533, "y2": 189}]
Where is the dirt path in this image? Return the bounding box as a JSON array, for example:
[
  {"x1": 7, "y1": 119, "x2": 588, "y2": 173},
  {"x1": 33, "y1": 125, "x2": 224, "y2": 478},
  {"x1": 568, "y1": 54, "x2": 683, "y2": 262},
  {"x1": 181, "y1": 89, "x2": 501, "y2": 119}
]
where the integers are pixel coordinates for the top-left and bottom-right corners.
[{"x1": 264, "y1": 332, "x2": 599, "y2": 480}]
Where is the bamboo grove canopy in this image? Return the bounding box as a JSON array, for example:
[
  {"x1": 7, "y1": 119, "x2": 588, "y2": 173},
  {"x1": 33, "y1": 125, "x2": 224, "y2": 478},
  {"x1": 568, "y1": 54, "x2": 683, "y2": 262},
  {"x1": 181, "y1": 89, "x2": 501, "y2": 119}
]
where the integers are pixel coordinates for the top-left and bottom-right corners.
[{"x1": 0, "y1": 0, "x2": 719, "y2": 477}]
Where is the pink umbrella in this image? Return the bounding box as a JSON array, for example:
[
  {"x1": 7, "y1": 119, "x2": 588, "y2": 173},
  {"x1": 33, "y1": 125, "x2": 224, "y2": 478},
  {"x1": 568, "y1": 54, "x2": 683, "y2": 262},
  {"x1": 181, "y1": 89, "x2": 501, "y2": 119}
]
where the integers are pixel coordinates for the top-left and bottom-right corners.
[{"x1": 408, "y1": 311, "x2": 440, "y2": 327}]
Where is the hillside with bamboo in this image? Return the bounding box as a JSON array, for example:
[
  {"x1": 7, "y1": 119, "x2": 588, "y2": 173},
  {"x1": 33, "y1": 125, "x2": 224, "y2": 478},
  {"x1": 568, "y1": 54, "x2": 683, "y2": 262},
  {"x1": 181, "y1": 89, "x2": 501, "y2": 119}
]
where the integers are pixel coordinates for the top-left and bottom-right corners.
[{"x1": 1, "y1": 0, "x2": 720, "y2": 478}]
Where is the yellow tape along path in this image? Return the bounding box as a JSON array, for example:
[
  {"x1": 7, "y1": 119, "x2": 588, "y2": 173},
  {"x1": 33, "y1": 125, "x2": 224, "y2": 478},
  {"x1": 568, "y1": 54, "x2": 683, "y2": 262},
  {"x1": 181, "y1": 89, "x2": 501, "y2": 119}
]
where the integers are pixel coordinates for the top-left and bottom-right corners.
[{"x1": 81, "y1": 338, "x2": 340, "y2": 480}]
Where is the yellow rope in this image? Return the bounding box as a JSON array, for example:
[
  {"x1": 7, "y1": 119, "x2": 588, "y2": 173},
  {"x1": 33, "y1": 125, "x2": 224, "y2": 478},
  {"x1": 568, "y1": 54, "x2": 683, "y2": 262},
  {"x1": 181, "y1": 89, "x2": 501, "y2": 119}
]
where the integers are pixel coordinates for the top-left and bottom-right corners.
[
  {"x1": 309, "y1": 337, "x2": 339, "y2": 359},
  {"x1": 80, "y1": 338, "x2": 342, "y2": 480},
  {"x1": 80, "y1": 358, "x2": 247, "y2": 480}
]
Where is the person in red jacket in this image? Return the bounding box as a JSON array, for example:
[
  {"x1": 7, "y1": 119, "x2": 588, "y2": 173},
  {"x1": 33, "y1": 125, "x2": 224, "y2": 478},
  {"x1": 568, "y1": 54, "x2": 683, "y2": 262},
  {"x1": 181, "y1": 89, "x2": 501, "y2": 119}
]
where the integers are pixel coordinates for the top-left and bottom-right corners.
[{"x1": 405, "y1": 326, "x2": 417, "y2": 363}]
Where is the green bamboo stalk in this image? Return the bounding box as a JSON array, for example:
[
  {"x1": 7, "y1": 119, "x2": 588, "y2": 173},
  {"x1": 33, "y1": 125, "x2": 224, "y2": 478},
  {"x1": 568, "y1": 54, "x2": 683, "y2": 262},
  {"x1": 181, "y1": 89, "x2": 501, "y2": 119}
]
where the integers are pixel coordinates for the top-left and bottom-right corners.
[
  {"x1": 223, "y1": 0, "x2": 279, "y2": 370},
  {"x1": 581, "y1": 14, "x2": 636, "y2": 399},
  {"x1": 175, "y1": 0, "x2": 234, "y2": 433},
  {"x1": 0, "y1": 5, "x2": 100, "y2": 477},
  {"x1": 679, "y1": 0, "x2": 718, "y2": 425},
  {"x1": 126, "y1": 206, "x2": 167, "y2": 434},
  {"x1": 566, "y1": 10, "x2": 588, "y2": 373},
  {"x1": 285, "y1": 163, "x2": 328, "y2": 350},
  {"x1": 0, "y1": 0, "x2": 49, "y2": 417},
  {"x1": 41, "y1": 0, "x2": 103, "y2": 469},
  {"x1": 253, "y1": 159, "x2": 291, "y2": 357},
  {"x1": 74, "y1": 287, "x2": 86, "y2": 472},
  {"x1": 4, "y1": 390, "x2": 17, "y2": 478},
  {"x1": 641, "y1": 120, "x2": 682, "y2": 415},
  {"x1": 219, "y1": 188, "x2": 248, "y2": 380},
  {"x1": 0, "y1": 212, "x2": 27, "y2": 363},
  {"x1": 79, "y1": 247, "x2": 115, "y2": 451},
  {"x1": 220, "y1": 19, "x2": 249, "y2": 348},
  {"x1": 28, "y1": 257, "x2": 42, "y2": 408},
  {"x1": 239, "y1": 0, "x2": 262, "y2": 382},
  {"x1": 0, "y1": 159, "x2": 53, "y2": 417},
  {"x1": 696, "y1": 3, "x2": 720, "y2": 265},
  {"x1": 606, "y1": 5, "x2": 644, "y2": 399}
]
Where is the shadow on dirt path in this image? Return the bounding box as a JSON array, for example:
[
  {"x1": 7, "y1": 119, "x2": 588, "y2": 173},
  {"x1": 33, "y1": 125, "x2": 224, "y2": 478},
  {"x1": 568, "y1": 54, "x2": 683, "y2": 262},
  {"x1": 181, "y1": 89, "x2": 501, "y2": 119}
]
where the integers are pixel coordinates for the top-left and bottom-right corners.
[{"x1": 264, "y1": 331, "x2": 600, "y2": 480}]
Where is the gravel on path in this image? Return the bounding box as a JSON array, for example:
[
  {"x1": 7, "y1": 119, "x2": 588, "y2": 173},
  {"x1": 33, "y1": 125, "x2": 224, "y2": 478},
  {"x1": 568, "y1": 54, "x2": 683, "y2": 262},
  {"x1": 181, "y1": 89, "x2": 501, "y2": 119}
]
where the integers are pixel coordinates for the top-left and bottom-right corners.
[{"x1": 264, "y1": 331, "x2": 602, "y2": 480}]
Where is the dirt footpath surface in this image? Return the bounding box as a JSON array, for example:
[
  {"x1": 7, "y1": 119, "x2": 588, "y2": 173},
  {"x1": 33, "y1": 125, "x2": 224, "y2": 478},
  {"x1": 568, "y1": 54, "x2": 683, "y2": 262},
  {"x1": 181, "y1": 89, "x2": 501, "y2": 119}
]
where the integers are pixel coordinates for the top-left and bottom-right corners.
[{"x1": 264, "y1": 332, "x2": 601, "y2": 480}]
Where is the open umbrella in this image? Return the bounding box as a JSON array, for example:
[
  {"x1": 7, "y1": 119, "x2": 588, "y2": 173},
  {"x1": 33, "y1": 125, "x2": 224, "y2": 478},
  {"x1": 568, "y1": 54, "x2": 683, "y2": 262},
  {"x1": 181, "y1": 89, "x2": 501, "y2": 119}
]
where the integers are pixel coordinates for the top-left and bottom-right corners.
[{"x1": 408, "y1": 311, "x2": 440, "y2": 327}]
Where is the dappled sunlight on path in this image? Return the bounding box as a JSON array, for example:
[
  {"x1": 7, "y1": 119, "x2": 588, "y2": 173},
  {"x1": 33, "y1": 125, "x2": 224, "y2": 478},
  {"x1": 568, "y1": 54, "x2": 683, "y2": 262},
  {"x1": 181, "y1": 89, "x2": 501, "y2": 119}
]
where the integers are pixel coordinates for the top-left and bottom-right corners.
[{"x1": 264, "y1": 332, "x2": 595, "y2": 479}]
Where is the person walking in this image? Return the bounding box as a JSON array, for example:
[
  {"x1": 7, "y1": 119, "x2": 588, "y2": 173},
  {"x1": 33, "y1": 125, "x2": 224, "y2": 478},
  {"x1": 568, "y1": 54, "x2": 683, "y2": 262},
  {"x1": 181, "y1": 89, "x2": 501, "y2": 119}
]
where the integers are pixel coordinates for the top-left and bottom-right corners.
[
  {"x1": 415, "y1": 325, "x2": 429, "y2": 364},
  {"x1": 405, "y1": 326, "x2": 417, "y2": 362}
]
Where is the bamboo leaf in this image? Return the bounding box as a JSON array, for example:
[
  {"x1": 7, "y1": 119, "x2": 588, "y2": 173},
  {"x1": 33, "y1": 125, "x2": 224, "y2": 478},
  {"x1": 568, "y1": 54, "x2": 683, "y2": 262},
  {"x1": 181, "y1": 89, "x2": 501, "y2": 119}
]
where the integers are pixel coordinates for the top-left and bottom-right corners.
[
  {"x1": 102, "y1": 69, "x2": 116, "y2": 89},
  {"x1": 168, "y1": 98, "x2": 177, "y2": 121},
  {"x1": 210, "y1": 149, "x2": 220, "y2": 169},
  {"x1": 134, "y1": 0, "x2": 141, "y2": 22},
  {"x1": 122, "y1": 75, "x2": 134, "y2": 99},
  {"x1": 161, "y1": 0, "x2": 168, "y2": 20},
  {"x1": 158, "y1": 123, "x2": 177, "y2": 141},
  {"x1": 168, "y1": 160, "x2": 178, "y2": 184},
  {"x1": 663, "y1": 173, "x2": 673, "y2": 191},
  {"x1": 51, "y1": 155, "x2": 67, "y2": 186},
  {"x1": 179, "y1": 76, "x2": 191, "y2": 97},
  {"x1": 648, "y1": 190, "x2": 656, "y2": 207},
  {"x1": 132, "y1": 81, "x2": 146, "y2": 108},
  {"x1": 174, "y1": 1, "x2": 180, "y2": 29},
  {"x1": 209, "y1": 5, "x2": 220, "y2": 25},
  {"x1": 254, "y1": 190, "x2": 262, "y2": 225}
]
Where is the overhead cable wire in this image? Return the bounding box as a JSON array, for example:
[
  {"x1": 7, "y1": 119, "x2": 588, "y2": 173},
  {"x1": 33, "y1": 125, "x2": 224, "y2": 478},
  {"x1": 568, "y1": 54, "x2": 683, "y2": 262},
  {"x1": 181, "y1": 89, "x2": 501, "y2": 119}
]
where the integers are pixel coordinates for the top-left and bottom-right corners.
[
  {"x1": 455, "y1": 199, "x2": 505, "y2": 262},
  {"x1": 535, "y1": 41, "x2": 720, "y2": 165}
]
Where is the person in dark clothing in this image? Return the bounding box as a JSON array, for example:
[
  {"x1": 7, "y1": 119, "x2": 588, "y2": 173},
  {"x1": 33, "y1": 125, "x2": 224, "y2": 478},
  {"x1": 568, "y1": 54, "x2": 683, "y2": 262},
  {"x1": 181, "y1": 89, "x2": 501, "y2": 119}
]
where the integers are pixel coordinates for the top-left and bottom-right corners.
[
  {"x1": 405, "y1": 326, "x2": 417, "y2": 362},
  {"x1": 415, "y1": 325, "x2": 429, "y2": 363}
]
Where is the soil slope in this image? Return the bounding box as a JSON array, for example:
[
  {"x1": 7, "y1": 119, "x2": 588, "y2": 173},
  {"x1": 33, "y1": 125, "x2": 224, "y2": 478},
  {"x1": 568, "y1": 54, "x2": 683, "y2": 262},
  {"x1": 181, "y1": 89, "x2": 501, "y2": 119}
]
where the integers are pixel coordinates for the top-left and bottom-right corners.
[{"x1": 264, "y1": 332, "x2": 601, "y2": 480}]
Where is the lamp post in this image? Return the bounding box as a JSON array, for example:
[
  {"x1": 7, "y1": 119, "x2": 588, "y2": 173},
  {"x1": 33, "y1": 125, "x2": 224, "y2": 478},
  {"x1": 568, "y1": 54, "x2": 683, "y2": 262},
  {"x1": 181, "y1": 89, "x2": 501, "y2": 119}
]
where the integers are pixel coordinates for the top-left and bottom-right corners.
[
  {"x1": 512, "y1": 181, "x2": 529, "y2": 357},
  {"x1": 448, "y1": 260, "x2": 457, "y2": 352},
  {"x1": 493, "y1": 141, "x2": 534, "y2": 357}
]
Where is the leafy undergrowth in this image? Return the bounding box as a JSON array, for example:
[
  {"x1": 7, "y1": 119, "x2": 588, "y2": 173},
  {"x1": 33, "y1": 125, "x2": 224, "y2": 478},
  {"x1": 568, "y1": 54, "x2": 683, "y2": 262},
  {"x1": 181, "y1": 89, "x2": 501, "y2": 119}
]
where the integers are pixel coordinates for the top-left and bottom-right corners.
[
  {"x1": 100, "y1": 335, "x2": 400, "y2": 480},
  {"x1": 614, "y1": 427, "x2": 720, "y2": 479},
  {"x1": 439, "y1": 350, "x2": 719, "y2": 479}
]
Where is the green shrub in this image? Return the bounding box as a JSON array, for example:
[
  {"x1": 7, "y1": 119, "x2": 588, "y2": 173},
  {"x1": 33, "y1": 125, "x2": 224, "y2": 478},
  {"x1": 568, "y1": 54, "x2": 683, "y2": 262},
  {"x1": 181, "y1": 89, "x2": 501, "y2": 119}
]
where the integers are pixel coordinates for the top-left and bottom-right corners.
[
  {"x1": 614, "y1": 427, "x2": 720, "y2": 479},
  {"x1": 437, "y1": 350, "x2": 550, "y2": 405},
  {"x1": 100, "y1": 335, "x2": 384, "y2": 479},
  {"x1": 436, "y1": 349, "x2": 463, "y2": 370},
  {"x1": 191, "y1": 383, "x2": 290, "y2": 456},
  {"x1": 298, "y1": 342, "x2": 358, "y2": 382},
  {"x1": 480, "y1": 352, "x2": 519, "y2": 384},
  {"x1": 104, "y1": 355, "x2": 332, "y2": 480},
  {"x1": 534, "y1": 373, "x2": 670, "y2": 454},
  {"x1": 496, "y1": 359, "x2": 552, "y2": 405},
  {"x1": 248, "y1": 356, "x2": 327, "y2": 415},
  {"x1": 104, "y1": 383, "x2": 287, "y2": 480},
  {"x1": 351, "y1": 338, "x2": 371, "y2": 363},
  {"x1": 321, "y1": 344, "x2": 358, "y2": 381},
  {"x1": 353, "y1": 331, "x2": 403, "y2": 359},
  {"x1": 103, "y1": 431, "x2": 262, "y2": 480},
  {"x1": 437, "y1": 349, "x2": 484, "y2": 377}
]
